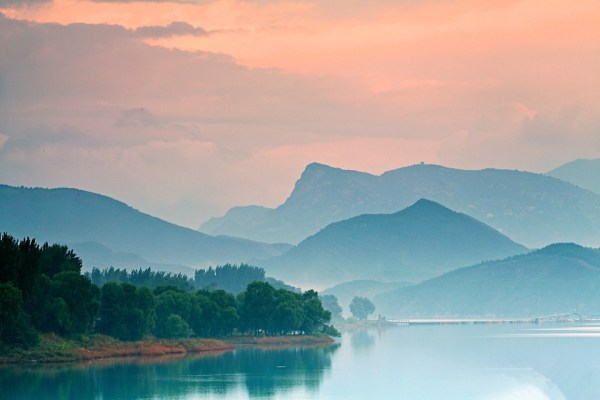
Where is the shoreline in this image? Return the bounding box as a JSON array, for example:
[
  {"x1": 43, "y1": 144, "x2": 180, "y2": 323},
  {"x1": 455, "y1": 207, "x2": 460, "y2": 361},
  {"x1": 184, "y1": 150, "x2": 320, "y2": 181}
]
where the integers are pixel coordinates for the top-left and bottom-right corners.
[{"x1": 0, "y1": 333, "x2": 335, "y2": 365}]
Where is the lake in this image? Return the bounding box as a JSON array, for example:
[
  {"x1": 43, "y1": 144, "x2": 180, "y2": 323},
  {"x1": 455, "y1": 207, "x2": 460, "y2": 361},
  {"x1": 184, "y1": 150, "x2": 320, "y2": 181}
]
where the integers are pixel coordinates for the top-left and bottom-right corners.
[{"x1": 3, "y1": 322, "x2": 600, "y2": 399}]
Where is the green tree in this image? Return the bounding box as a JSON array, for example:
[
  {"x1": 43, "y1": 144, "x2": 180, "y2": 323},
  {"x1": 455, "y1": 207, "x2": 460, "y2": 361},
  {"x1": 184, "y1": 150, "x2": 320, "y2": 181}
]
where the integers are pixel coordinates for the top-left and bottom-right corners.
[
  {"x1": 39, "y1": 243, "x2": 82, "y2": 278},
  {"x1": 163, "y1": 314, "x2": 192, "y2": 339},
  {"x1": 17, "y1": 237, "x2": 41, "y2": 302},
  {"x1": 0, "y1": 283, "x2": 38, "y2": 348},
  {"x1": 237, "y1": 281, "x2": 276, "y2": 334},
  {"x1": 154, "y1": 288, "x2": 194, "y2": 338},
  {"x1": 24, "y1": 272, "x2": 100, "y2": 335},
  {"x1": 188, "y1": 291, "x2": 212, "y2": 337},
  {"x1": 301, "y1": 290, "x2": 331, "y2": 334},
  {"x1": 97, "y1": 282, "x2": 155, "y2": 340},
  {"x1": 319, "y1": 294, "x2": 343, "y2": 320},
  {"x1": 208, "y1": 290, "x2": 239, "y2": 336},
  {"x1": 195, "y1": 264, "x2": 266, "y2": 294},
  {"x1": 349, "y1": 296, "x2": 375, "y2": 320},
  {"x1": 0, "y1": 234, "x2": 20, "y2": 285},
  {"x1": 52, "y1": 272, "x2": 100, "y2": 334},
  {"x1": 270, "y1": 290, "x2": 304, "y2": 334}
]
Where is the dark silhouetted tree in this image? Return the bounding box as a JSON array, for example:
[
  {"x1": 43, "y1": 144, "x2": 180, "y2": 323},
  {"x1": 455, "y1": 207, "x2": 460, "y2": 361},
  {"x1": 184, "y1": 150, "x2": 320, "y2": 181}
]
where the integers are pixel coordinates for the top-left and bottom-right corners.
[
  {"x1": 301, "y1": 290, "x2": 331, "y2": 334},
  {"x1": 97, "y1": 282, "x2": 155, "y2": 340},
  {"x1": 238, "y1": 281, "x2": 277, "y2": 334}
]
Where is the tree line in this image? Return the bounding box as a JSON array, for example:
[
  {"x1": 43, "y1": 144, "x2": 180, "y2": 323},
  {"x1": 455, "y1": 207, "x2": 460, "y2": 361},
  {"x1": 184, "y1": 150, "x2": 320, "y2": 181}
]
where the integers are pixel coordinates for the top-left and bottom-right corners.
[
  {"x1": 0, "y1": 234, "x2": 337, "y2": 350},
  {"x1": 87, "y1": 263, "x2": 297, "y2": 294}
]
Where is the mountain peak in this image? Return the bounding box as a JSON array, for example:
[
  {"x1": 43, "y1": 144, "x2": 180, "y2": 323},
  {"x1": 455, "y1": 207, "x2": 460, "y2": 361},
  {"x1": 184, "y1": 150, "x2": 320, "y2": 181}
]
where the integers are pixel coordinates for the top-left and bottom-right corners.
[
  {"x1": 409, "y1": 198, "x2": 447, "y2": 209},
  {"x1": 397, "y1": 198, "x2": 455, "y2": 218},
  {"x1": 296, "y1": 163, "x2": 341, "y2": 182},
  {"x1": 533, "y1": 242, "x2": 600, "y2": 267},
  {"x1": 300, "y1": 162, "x2": 369, "y2": 178},
  {"x1": 304, "y1": 162, "x2": 335, "y2": 171},
  {"x1": 264, "y1": 200, "x2": 527, "y2": 287}
]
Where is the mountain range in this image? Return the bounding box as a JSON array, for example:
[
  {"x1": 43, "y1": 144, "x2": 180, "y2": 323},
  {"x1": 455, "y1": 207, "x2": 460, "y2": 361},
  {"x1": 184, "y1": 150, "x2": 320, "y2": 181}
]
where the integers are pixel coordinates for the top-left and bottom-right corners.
[
  {"x1": 0, "y1": 184, "x2": 291, "y2": 274},
  {"x1": 262, "y1": 199, "x2": 528, "y2": 289},
  {"x1": 199, "y1": 163, "x2": 600, "y2": 248},
  {"x1": 375, "y1": 243, "x2": 600, "y2": 318},
  {"x1": 546, "y1": 158, "x2": 600, "y2": 195}
]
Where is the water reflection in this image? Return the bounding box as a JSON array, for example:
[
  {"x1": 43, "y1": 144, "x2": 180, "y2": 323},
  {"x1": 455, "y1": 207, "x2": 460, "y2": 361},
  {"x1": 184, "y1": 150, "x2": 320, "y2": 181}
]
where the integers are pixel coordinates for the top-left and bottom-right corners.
[
  {"x1": 0, "y1": 344, "x2": 339, "y2": 400},
  {"x1": 4, "y1": 324, "x2": 600, "y2": 399},
  {"x1": 349, "y1": 329, "x2": 375, "y2": 351}
]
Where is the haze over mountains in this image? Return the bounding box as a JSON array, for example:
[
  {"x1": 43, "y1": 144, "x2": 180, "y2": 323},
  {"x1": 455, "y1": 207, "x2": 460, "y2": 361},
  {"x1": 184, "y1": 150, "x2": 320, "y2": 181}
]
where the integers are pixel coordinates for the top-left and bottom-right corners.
[
  {"x1": 263, "y1": 199, "x2": 528, "y2": 289},
  {"x1": 3, "y1": 158, "x2": 600, "y2": 319},
  {"x1": 322, "y1": 280, "x2": 410, "y2": 315},
  {"x1": 200, "y1": 163, "x2": 600, "y2": 248},
  {"x1": 546, "y1": 158, "x2": 600, "y2": 195},
  {"x1": 375, "y1": 243, "x2": 600, "y2": 318},
  {"x1": 0, "y1": 185, "x2": 290, "y2": 274}
]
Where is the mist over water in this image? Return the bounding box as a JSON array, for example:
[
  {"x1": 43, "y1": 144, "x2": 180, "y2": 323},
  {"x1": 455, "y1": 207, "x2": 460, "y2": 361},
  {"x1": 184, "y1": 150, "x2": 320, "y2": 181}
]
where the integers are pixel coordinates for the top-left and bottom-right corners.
[{"x1": 3, "y1": 323, "x2": 600, "y2": 399}]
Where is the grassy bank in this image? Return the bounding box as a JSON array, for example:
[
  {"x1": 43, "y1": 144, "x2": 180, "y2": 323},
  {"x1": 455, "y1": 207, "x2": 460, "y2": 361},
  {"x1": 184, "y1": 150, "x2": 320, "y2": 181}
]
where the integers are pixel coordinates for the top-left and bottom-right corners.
[
  {"x1": 0, "y1": 333, "x2": 335, "y2": 364},
  {"x1": 0, "y1": 334, "x2": 234, "y2": 364}
]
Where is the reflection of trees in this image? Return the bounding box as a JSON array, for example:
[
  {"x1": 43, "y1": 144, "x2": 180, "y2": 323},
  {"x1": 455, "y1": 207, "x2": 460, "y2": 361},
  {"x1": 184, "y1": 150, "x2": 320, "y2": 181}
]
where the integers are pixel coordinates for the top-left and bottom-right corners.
[
  {"x1": 0, "y1": 344, "x2": 339, "y2": 399},
  {"x1": 350, "y1": 329, "x2": 375, "y2": 351},
  {"x1": 239, "y1": 346, "x2": 338, "y2": 398}
]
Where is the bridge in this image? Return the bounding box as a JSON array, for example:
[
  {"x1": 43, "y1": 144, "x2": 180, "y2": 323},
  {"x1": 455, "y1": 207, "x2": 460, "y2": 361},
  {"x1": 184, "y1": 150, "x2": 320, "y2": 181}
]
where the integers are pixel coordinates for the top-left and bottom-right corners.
[{"x1": 383, "y1": 313, "x2": 600, "y2": 326}]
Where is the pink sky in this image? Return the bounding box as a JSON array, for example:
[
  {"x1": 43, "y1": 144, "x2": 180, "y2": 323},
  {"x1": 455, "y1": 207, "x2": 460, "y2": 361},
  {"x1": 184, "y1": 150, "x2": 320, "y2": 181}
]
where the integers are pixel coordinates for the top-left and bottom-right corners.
[{"x1": 0, "y1": 0, "x2": 599, "y2": 227}]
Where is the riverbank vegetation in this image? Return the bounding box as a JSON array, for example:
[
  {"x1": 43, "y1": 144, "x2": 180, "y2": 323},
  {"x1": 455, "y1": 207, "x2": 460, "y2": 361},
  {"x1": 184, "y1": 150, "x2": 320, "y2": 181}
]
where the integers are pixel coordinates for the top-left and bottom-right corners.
[{"x1": 0, "y1": 233, "x2": 339, "y2": 358}]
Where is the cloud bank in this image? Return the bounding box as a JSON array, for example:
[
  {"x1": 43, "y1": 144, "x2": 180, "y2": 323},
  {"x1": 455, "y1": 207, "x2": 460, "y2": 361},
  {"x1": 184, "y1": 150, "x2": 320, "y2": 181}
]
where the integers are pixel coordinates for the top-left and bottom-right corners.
[{"x1": 0, "y1": 1, "x2": 599, "y2": 227}]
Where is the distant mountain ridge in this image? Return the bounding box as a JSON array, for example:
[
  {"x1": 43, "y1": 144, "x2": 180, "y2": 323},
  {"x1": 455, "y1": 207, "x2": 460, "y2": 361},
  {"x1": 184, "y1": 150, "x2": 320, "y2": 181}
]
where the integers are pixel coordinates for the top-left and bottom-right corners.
[
  {"x1": 375, "y1": 243, "x2": 600, "y2": 318},
  {"x1": 546, "y1": 158, "x2": 600, "y2": 195},
  {"x1": 0, "y1": 184, "x2": 290, "y2": 273},
  {"x1": 200, "y1": 163, "x2": 600, "y2": 248},
  {"x1": 262, "y1": 199, "x2": 528, "y2": 289}
]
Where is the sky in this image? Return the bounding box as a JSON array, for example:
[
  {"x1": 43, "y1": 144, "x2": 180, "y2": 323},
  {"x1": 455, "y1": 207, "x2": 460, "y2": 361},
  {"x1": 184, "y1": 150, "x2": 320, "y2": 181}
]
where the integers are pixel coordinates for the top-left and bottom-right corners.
[{"x1": 0, "y1": 0, "x2": 599, "y2": 228}]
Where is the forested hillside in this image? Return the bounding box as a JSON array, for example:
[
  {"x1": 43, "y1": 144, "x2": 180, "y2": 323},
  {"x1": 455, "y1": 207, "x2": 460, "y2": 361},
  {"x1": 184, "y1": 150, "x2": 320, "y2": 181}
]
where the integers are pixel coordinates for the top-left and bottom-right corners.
[{"x1": 0, "y1": 234, "x2": 335, "y2": 352}]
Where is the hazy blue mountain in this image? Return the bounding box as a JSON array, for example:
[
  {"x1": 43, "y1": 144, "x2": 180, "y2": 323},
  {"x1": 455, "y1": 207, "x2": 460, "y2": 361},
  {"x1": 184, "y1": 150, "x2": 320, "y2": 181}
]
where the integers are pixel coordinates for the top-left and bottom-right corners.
[
  {"x1": 375, "y1": 243, "x2": 600, "y2": 318},
  {"x1": 201, "y1": 205, "x2": 270, "y2": 236},
  {"x1": 263, "y1": 199, "x2": 528, "y2": 289},
  {"x1": 546, "y1": 158, "x2": 600, "y2": 194},
  {"x1": 322, "y1": 280, "x2": 410, "y2": 315},
  {"x1": 199, "y1": 163, "x2": 600, "y2": 248},
  {"x1": 0, "y1": 184, "x2": 289, "y2": 272}
]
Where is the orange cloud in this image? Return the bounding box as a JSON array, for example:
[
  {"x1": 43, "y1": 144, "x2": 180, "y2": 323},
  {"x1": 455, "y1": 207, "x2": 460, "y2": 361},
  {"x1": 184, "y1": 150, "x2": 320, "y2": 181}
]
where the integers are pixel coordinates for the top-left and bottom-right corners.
[
  {"x1": 3, "y1": 1, "x2": 599, "y2": 101},
  {"x1": 1, "y1": 0, "x2": 599, "y2": 225}
]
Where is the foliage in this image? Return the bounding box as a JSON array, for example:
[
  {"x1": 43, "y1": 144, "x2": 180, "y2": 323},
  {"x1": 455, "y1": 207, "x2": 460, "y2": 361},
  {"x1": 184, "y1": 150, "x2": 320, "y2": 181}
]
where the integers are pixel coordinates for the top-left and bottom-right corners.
[
  {"x1": 88, "y1": 267, "x2": 194, "y2": 291},
  {"x1": 0, "y1": 233, "x2": 98, "y2": 348},
  {"x1": 319, "y1": 294, "x2": 343, "y2": 320},
  {"x1": 0, "y1": 233, "x2": 336, "y2": 352},
  {"x1": 96, "y1": 282, "x2": 155, "y2": 341},
  {"x1": 194, "y1": 263, "x2": 265, "y2": 294},
  {"x1": 90, "y1": 263, "x2": 299, "y2": 297},
  {"x1": 237, "y1": 281, "x2": 276, "y2": 334},
  {"x1": 163, "y1": 314, "x2": 193, "y2": 339},
  {"x1": 349, "y1": 296, "x2": 375, "y2": 320},
  {"x1": 0, "y1": 283, "x2": 39, "y2": 349},
  {"x1": 39, "y1": 243, "x2": 82, "y2": 278},
  {"x1": 237, "y1": 282, "x2": 332, "y2": 336}
]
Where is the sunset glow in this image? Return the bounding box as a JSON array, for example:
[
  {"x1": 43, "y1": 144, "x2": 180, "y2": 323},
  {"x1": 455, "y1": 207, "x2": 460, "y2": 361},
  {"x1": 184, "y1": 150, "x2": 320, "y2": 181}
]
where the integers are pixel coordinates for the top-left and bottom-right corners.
[{"x1": 1, "y1": 0, "x2": 599, "y2": 226}]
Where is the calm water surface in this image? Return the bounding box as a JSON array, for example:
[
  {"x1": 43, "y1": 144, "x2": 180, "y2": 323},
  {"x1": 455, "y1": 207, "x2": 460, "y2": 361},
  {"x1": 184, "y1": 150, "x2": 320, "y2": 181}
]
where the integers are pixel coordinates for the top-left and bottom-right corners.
[{"x1": 3, "y1": 322, "x2": 600, "y2": 399}]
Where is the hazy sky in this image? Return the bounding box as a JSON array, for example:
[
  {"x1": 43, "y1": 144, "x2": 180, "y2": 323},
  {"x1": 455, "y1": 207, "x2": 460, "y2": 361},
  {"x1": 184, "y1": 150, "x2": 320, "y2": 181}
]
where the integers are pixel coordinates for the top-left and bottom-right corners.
[{"x1": 1, "y1": 0, "x2": 599, "y2": 228}]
